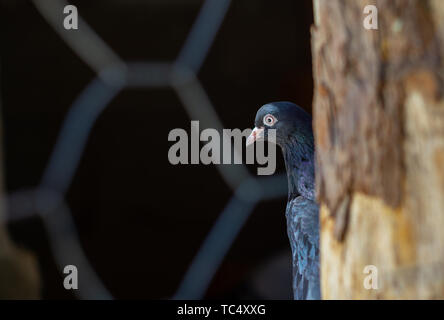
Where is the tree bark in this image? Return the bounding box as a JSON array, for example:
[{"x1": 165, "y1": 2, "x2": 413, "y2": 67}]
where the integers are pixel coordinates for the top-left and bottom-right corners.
[{"x1": 312, "y1": 0, "x2": 444, "y2": 299}]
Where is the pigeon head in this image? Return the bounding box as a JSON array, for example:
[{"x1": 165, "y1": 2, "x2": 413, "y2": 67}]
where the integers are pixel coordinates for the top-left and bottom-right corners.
[{"x1": 246, "y1": 101, "x2": 313, "y2": 149}]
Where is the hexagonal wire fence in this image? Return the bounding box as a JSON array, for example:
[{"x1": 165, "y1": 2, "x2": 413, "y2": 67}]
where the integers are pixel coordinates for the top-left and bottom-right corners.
[{"x1": 2, "y1": 0, "x2": 288, "y2": 299}]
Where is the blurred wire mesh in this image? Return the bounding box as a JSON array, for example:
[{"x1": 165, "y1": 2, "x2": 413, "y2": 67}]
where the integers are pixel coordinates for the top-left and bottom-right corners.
[{"x1": 0, "y1": 0, "x2": 292, "y2": 299}]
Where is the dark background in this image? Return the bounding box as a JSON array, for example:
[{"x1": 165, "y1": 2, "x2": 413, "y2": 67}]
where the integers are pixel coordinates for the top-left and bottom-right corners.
[{"x1": 1, "y1": 0, "x2": 314, "y2": 299}]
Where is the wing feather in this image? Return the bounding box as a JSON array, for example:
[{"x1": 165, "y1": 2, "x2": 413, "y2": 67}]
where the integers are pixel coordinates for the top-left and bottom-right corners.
[{"x1": 286, "y1": 196, "x2": 320, "y2": 300}]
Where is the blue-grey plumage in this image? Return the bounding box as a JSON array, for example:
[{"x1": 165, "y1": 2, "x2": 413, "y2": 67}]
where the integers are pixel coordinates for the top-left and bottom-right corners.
[
  {"x1": 286, "y1": 197, "x2": 320, "y2": 299},
  {"x1": 247, "y1": 101, "x2": 320, "y2": 300}
]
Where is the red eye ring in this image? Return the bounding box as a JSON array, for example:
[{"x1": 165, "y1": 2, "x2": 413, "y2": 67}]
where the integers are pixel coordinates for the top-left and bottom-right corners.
[{"x1": 263, "y1": 114, "x2": 276, "y2": 127}]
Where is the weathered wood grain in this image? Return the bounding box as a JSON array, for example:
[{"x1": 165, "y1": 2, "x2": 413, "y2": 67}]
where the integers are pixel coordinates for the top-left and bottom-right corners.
[{"x1": 312, "y1": 0, "x2": 444, "y2": 299}]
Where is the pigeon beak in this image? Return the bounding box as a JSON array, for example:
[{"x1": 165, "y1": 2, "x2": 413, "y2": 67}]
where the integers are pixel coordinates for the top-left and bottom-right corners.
[{"x1": 246, "y1": 127, "x2": 265, "y2": 147}]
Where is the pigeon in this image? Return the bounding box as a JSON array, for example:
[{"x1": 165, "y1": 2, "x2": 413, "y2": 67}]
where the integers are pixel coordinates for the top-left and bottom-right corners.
[{"x1": 246, "y1": 101, "x2": 320, "y2": 300}]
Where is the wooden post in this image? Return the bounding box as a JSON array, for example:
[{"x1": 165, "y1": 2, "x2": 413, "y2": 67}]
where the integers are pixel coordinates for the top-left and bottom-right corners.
[{"x1": 312, "y1": 0, "x2": 444, "y2": 299}]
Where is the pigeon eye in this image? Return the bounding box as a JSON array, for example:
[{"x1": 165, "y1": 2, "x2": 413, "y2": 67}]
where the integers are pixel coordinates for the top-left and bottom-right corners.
[{"x1": 263, "y1": 114, "x2": 276, "y2": 127}]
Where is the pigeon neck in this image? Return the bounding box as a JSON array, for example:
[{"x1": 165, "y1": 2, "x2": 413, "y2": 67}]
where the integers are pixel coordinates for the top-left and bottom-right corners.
[{"x1": 281, "y1": 133, "x2": 315, "y2": 201}]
